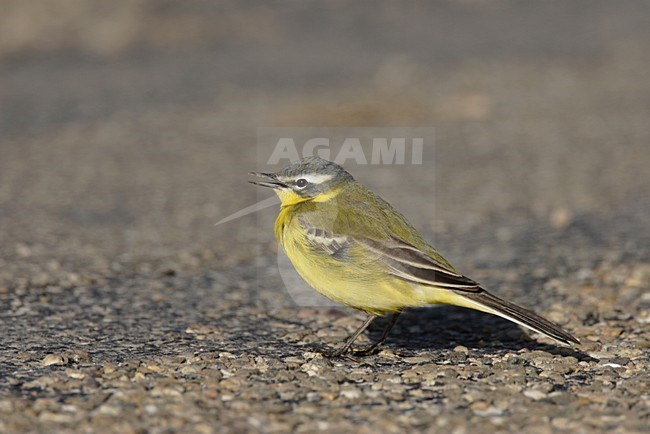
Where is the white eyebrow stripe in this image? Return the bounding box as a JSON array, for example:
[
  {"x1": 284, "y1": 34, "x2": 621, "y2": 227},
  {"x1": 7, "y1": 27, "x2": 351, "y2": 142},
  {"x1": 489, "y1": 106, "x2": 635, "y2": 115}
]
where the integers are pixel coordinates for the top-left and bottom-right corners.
[{"x1": 280, "y1": 173, "x2": 334, "y2": 185}]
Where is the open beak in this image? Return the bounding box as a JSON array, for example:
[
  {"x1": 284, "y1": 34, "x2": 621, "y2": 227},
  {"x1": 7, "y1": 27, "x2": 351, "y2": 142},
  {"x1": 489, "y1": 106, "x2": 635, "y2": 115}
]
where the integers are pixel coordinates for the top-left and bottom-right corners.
[{"x1": 249, "y1": 172, "x2": 288, "y2": 189}]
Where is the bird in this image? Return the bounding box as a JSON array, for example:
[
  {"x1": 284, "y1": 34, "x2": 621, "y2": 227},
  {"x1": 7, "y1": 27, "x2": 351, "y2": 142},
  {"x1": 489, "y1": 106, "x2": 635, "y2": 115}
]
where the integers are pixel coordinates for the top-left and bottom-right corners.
[{"x1": 250, "y1": 156, "x2": 579, "y2": 356}]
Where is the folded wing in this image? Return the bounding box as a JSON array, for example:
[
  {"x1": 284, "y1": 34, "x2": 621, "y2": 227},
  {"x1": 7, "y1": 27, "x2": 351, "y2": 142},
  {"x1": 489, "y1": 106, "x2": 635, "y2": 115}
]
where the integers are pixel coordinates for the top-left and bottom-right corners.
[{"x1": 355, "y1": 236, "x2": 480, "y2": 290}]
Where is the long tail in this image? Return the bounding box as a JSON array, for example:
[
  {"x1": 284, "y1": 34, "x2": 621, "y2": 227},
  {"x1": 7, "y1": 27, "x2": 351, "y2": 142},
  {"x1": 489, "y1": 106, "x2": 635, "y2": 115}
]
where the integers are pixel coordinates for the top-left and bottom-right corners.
[{"x1": 452, "y1": 288, "x2": 580, "y2": 346}]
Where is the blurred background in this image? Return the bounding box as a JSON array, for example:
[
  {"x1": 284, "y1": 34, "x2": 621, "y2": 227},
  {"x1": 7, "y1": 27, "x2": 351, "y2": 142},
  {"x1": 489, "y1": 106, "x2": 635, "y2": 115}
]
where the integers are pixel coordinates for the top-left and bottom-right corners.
[{"x1": 1, "y1": 0, "x2": 648, "y2": 280}]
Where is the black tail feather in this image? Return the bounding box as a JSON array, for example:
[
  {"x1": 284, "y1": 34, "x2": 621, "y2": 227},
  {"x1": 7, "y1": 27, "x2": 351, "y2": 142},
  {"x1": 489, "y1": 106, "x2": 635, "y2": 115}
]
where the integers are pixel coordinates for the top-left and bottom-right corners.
[{"x1": 458, "y1": 289, "x2": 580, "y2": 346}]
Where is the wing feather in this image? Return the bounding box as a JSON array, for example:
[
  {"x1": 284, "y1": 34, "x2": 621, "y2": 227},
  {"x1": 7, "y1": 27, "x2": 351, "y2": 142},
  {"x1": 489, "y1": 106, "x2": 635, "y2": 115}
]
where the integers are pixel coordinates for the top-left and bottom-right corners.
[
  {"x1": 302, "y1": 220, "x2": 354, "y2": 260},
  {"x1": 299, "y1": 217, "x2": 480, "y2": 291},
  {"x1": 357, "y1": 237, "x2": 481, "y2": 291}
]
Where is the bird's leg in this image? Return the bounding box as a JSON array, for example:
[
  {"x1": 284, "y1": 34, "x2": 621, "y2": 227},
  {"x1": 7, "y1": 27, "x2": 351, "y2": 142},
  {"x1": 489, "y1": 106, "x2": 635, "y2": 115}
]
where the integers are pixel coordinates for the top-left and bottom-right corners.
[
  {"x1": 353, "y1": 312, "x2": 401, "y2": 356},
  {"x1": 324, "y1": 314, "x2": 376, "y2": 358}
]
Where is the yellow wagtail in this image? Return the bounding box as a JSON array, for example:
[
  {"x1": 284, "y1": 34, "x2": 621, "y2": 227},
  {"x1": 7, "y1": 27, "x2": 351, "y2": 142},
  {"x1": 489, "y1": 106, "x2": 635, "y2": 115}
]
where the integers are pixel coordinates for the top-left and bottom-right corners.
[{"x1": 251, "y1": 156, "x2": 579, "y2": 356}]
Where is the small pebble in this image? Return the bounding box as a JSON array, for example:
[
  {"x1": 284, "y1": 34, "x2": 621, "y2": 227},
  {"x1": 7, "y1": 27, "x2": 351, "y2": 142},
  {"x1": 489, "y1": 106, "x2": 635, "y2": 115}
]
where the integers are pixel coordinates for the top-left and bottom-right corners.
[{"x1": 42, "y1": 354, "x2": 68, "y2": 367}]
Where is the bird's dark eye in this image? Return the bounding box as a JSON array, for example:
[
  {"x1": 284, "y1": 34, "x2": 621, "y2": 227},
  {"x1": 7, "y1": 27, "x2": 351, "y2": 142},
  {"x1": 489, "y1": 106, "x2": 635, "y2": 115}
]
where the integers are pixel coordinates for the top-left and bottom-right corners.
[{"x1": 295, "y1": 178, "x2": 308, "y2": 188}]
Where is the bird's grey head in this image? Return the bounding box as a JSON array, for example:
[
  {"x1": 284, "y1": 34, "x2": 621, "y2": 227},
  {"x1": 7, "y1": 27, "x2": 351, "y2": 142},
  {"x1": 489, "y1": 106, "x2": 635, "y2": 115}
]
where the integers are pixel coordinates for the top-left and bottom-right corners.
[{"x1": 250, "y1": 157, "x2": 355, "y2": 197}]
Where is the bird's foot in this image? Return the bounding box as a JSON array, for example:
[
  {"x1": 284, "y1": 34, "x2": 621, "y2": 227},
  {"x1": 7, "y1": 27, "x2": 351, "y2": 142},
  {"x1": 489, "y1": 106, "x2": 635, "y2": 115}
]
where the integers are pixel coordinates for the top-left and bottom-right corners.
[
  {"x1": 351, "y1": 344, "x2": 382, "y2": 356},
  {"x1": 322, "y1": 344, "x2": 383, "y2": 358},
  {"x1": 322, "y1": 348, "x2": 345, "y2": 358},
  {"x1": 322, "y1": 343, "x2": 351, "y2": 358}
]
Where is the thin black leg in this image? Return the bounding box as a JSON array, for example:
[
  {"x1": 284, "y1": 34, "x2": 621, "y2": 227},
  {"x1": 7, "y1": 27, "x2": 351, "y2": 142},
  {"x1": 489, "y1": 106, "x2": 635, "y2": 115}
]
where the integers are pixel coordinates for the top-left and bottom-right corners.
[
  {"x1": 354, "y1": 312, "x2": 401, "y2": 356},
  {"x1": 324, "y1": 314, "x2": 376, "y2": 358}
]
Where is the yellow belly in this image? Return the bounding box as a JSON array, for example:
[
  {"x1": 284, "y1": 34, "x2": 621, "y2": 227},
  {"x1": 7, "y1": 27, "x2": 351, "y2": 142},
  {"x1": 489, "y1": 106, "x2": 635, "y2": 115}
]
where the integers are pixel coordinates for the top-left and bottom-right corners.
[{"x1": 277, "y1": 212, "x2": 427, "y2": 314}]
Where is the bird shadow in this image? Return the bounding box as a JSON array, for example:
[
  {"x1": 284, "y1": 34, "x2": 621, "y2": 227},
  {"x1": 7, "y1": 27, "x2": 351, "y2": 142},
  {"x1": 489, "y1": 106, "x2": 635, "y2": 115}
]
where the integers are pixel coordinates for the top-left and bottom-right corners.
[{"x1": 364, "y1": 306, "x2": 592, "y2": 361}]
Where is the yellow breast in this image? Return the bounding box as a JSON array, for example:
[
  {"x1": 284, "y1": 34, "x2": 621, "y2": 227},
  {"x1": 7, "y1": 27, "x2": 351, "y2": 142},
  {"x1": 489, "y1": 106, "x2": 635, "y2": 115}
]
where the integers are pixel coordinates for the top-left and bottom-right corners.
[{"x1": 274, "y1": 204, "x2": 426, "y2": 314}]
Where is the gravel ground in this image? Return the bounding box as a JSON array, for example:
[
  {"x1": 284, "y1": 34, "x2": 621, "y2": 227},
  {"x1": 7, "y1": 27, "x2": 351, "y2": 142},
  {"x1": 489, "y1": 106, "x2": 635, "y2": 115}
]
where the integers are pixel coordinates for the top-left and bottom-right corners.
[{"x1": 1, "y1": 1, "x2": 649, "y2": 433}]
